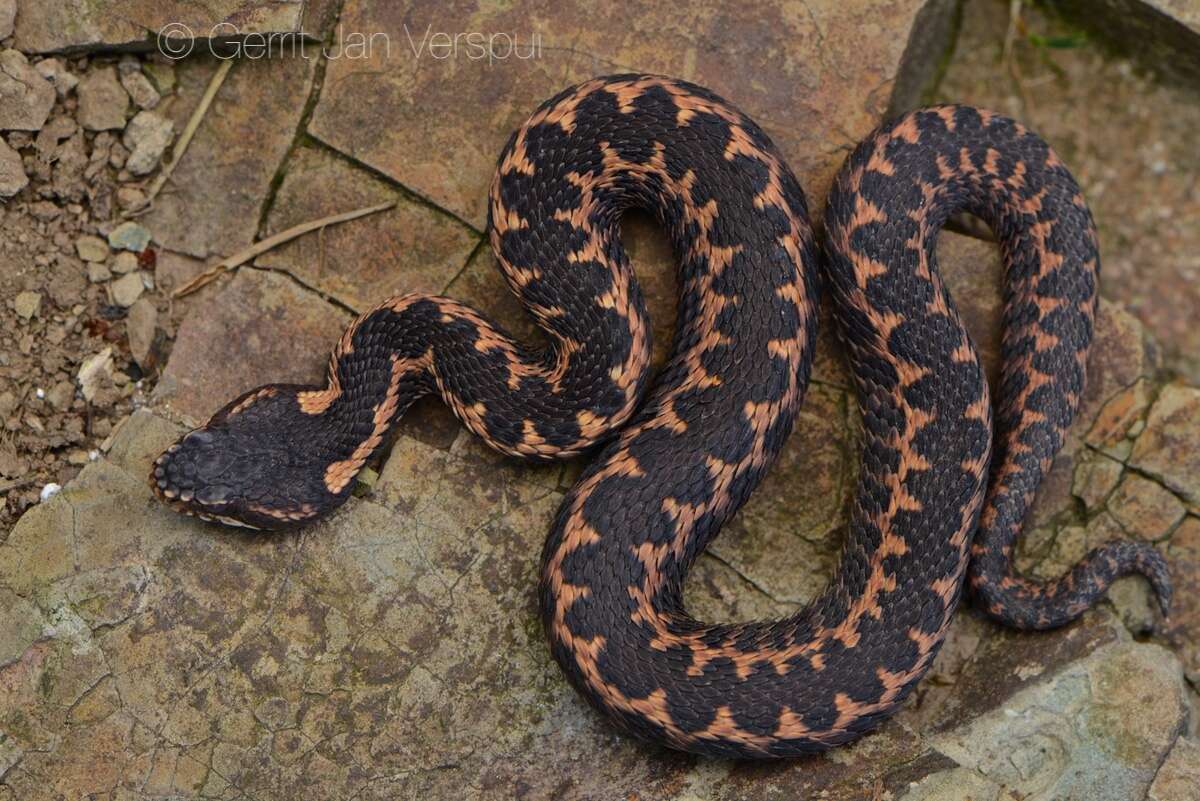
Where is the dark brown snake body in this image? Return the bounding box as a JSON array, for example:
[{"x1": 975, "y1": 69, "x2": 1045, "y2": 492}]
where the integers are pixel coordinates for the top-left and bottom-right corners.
[{"x1": 152, "y1": 75, "x2": 1171, "y2": 758}]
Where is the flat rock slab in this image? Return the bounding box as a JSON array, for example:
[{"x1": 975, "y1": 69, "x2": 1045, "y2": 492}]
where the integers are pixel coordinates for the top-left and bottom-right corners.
[
  {"x1": 154, "y1": 268, "x2": 351, "y2": 423},
  {"x1": 13, "y1": 0, "x2": 307, "y2": 54},
  {"x1": 142, "y1": 52, "x2": 316, "y2": 260},
  {"x1": 0, "y1": 403, "x2": 1189, "y2": 799},
  {"x1": 256, "y1": 144, "x2": 479, "y2": 312},
  {"x1": 309, "y1": 0, "x2": 956, "y2": 229}
]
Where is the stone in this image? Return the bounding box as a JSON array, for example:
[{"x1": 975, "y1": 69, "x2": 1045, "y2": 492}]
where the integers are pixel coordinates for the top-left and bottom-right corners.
[
  {"x1": 107, "y1": 221, "x2": 152, "y2": 252},
  {"x1": 121, "y1": 110, "x2": 173, "y2": 175},
  {"x1": 143, "y1": 46, "x2": 317, "y2": 259},
  {"x1": 77, "y1": 347, "x2": 114, "y2": 401},
  {"x1": 1165, "y1": 518, "x2": 1200, "y2": 684},
  {"x1": 0, "y1": 136, "x2": 26, "y2": 197},
  {"x1": 75, "y1": 234, "x2": 110, "y2": 263},
  {"x1": 0, "y1": 50, "x2": 55, "y2": 132},
  {"x1": 930, "y1": 634, "x2": 1187, "y2": 801},
  {"x1": 256, "y1": 144, "x2": 479, "y2": 312},
  {"x1": 142, "y1": 60, "x2": 176, "y2": 95},
  {"x1": 309, "y1": 0, "x2": 960, "y2": 229},
  {"x1": 119, "y1": 67, "x2": 160, "y2": 110},
  {"x1": 110, "y1": 272, "x2": 144, "y2": 307},
  {"x1": 1107, "y1": 472, "x2": 1186, "y2": 540},
  {"x1": 1129, "y1": 385, "x2": 1200, "y2": 508},
  {"x1": 0, "y1": 0, "x2": 13, "y2": 40},
  {"x1": 1089, "y1": 378, "x2": 1151, "y2": 449},
  {"x1": 155, "y1": 269, "x2": 351, "y2": 422},
  {"x1": 1072, "y1": 454, "x2": 1124, "y2": 511},
  {"x1": 1149, "y1": 737, "x2": 1200, "y2": 801},
  {"x1": 77, "y1": 67, "x2": 129, "y2": 132},
  {"x1": 86, "y1": 261, "x2": 111, "y2": 283},
  {"x1": 111, "y1": 251, "x2": 139, "y2": 274},
  {"x1": 34, "y1": 57, "x2": 78, "y2": 96},
  {"x1": 13, "y1": 1, "x2": 312, "y2": 55},
  {"x1": 14, "y1": 290, "x2": 40, "y2": 319},
  {"x1": 125, "y1": 297, "x2": 158, "y2": 368}
]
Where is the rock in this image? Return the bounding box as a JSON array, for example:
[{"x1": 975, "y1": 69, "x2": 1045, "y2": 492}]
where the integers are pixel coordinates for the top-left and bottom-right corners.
[
  {"x1": 77, "y1": 67, "x2": 129, "y2": 132},
  {"x1": 86, "y1": 261, "x2": 111, "y2": 283},
  {"x1": 930, "y1": 636, "x2": 1188, "y2": 801},
  {"x1": 1129, "y1": 384, "x2": 1200, "y2": 508},
  {"x1": 107, "y1": 221, "x2": 152, "y2": 252},
  {"x1": 13, "y1": 1, "x2": 313, "y2": 55},
  {"x1": 0, "y1": 136, "x2": 26, "y2": 197},
  {"x1": 110, "y1": 272, "x2": 144, "y2": 307},
  {"x1": 33, "y1": 57, "x2": 78, "y2": 97},
  {"x1": 1165, "y1": 518, "x2": 1200, "y2": 684},
  {"x1": 46, "y1": 380, "x2": 74, "y2": 412},
  {"x1": 119, "y1": 68, "x2": 160, "y2": 110},
  {"x1": 0, "y1": 50, "x2": 55, "y2": 132},
  {"x1": 75, "y1": 234, "x2": 110, "y2": 263},
  {"x1": 1072, "y1": 453, "x2": 1124, "y2": 511},
  {"x1": 1107, "y1": 472, "x2": 1186, "y2": 540},
  {"x1": 14, "y1": 290, "x2": 40, "y2": 319},
  {"x1": 1088, "y1": 378, "x2": 1150, "y2": 449},
  {"x1": 77, "y1": 347, "x2": 114, "y2": 401},
  {"x1": 142, "y1": 60, "x2": 176, "y2": 95},
  {"x1": 121, "y1": 111, "x2": 173, "y2": 176},
  {"x1": 1150, "y1": 737, "x2": 1200, "y2": 801},
  {"x1": 125, "y1": 298, "x2": 157, "y2": 368},
  {"x1": 116, "y1": 185, "x2": 146, "y2": 211},
  {"x1": 144, "y1": 50, "x2": 318, "y2": 258},
  {"x1": 155, "y1": 269, "x2": 351, "y2": 421},
  {"x1": 257, "y1": 144, "x2": 478, "y2": 311},
  {"x1": 111, "y1": 251, "x2": 138, "y2": 275},
  {"x1": 0, "y1": 0, "x2": 13, "y2": 40}
]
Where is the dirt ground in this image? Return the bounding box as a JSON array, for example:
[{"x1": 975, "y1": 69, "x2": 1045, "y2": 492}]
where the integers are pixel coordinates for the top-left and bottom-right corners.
[{"x1": 1, "y1": 0, "x2": 1197, "y2": 535}]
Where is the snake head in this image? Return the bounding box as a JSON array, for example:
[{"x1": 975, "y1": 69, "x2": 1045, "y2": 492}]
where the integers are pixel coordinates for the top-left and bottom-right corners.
[{"x1": 149, "y1": 384, "x2": 329, "y2": 531}]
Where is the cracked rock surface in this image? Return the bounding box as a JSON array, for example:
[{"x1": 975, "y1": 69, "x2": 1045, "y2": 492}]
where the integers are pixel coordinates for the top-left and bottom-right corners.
[{"x1": 2, "y1": 0, "x2": 1198, "y2": 799}]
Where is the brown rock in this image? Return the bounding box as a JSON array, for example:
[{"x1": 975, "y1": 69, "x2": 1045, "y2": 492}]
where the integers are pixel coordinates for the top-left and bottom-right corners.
[
  {"x1": 1107, "y1": 472, "x2": 1186, "y2": 540},
  {"x1": 256, "y1": 145, "x2": 478, "y2": 312},
  {"x1": 155, "y1": 268, "x2": 351, "y2": 422},
  {"x1": 0, "y1": 0, "x2": 13, "y2": 40},
  {"x1": 1129, "y1": 385, "x2": 1200, "y2": 509},
  {"x1": 1149, "y1": 737, "x2": 1200, "y2": 801},
  {"x1": 1072, "y1": 453, "x2": 1124, "y2": 511},
  {"x1": 77, "y1": 67, "x2": 129, "y2": 132},
  {"x1": 310, "y1": 0, "x2": 958, "y2": 229},
  {"x1": 0, "y1": 50, "x2": 55, "y2": 132},
  {"x1": 1165, "y1": 518, "x2": 1200, "y2": 684},
  {"x1": 0, "y1": 137, "x2": 26, "y2": 197},
  {"x1": 125, "y1": 297, "x2": 158, "y2": 369},
  {"x1": 143, "y1": 50, "x2": 317, "y2": 258}
]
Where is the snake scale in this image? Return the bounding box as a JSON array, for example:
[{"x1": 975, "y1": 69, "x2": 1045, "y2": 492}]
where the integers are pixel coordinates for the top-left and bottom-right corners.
[{"x1": 152, "y1": 74, "x2": 1171, "y2": 758}]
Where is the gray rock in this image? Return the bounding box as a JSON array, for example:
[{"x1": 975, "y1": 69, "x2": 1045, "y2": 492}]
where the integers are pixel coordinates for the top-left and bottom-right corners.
[
  {"x1": 119, "y1": 67, "x2": 160, "y2": 110},
  {"x1": 0, "y1": 136, "x2": 26, "y2": 197},
  {"x1": 122, "y1": 110, "x2": 173, "y2": 175},
  {"x1": 107, "y1": 221, "x2": 152, "y2": 252},
  {"x1": 930, "y1": 637, "x2": 1188, "y2": 801},
  {"x1": 110, "y1": 271, "x2": 144, "y2": 307},
  {"x1": 0, "y1": 50, "x2": 56, "y2": 131},
  {"x1": 77, "y1": 67, "x2": 129, "y2": 132}
]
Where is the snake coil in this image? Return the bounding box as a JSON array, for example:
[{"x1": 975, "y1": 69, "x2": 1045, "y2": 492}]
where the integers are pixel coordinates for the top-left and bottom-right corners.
[{"x1": 152, "y1": 75, "x2": 1171, "y2": 758}]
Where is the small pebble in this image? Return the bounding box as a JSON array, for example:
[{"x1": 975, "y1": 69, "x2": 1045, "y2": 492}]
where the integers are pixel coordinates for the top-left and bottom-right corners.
[
  {"x1": 40, "y1": 483, "x2": 62, "y2": 501},
  {"x1": 75, "y1": 234, "x2": 110, "y2": 262},
  {"x1": 87, "y1": 261, "x2": 112, "y2": 283},
  {"x1": 111, "y1": 272, "x2": 144, "y2": 307},
  {"x1": 112, "y1": 251, "x2": 138, "y2": 274},
  {"x1": 107, "y1": 221, "x2": 152, "y2": 252},
  {"x1": 15, "y1": 290, "x2": 41, "y2": 319}
]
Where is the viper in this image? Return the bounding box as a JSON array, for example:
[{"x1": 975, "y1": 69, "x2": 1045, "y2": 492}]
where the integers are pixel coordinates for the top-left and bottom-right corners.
[{"x1": 151, "y1": 74, "x2": 1171, "y2": 758}]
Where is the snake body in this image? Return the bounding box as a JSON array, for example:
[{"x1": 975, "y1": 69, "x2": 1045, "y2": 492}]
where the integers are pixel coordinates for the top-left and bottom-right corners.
[{"x1": 152, "y1": 75, "x2": 1171, "y2": 758}]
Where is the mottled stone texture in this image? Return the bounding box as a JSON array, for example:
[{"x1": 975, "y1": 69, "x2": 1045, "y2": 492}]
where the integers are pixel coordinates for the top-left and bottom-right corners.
[
  {"x1": 1047, "y1": 0, "x2": 1200, "y2": 86},
  {"x1": 13, "y1": 0, "x2": 307, "y2": 54}
]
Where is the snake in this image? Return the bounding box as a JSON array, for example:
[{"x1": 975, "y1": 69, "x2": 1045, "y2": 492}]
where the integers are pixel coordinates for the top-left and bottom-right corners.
[{"x1": 150, "y1": 74, "x2": 1172, "y2": 759}]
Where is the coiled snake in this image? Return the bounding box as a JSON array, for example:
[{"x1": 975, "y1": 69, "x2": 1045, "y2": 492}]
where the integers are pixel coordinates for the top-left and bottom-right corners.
[{"x1": 152, "y1": 74, "x2": 1171, "y2": 758}]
